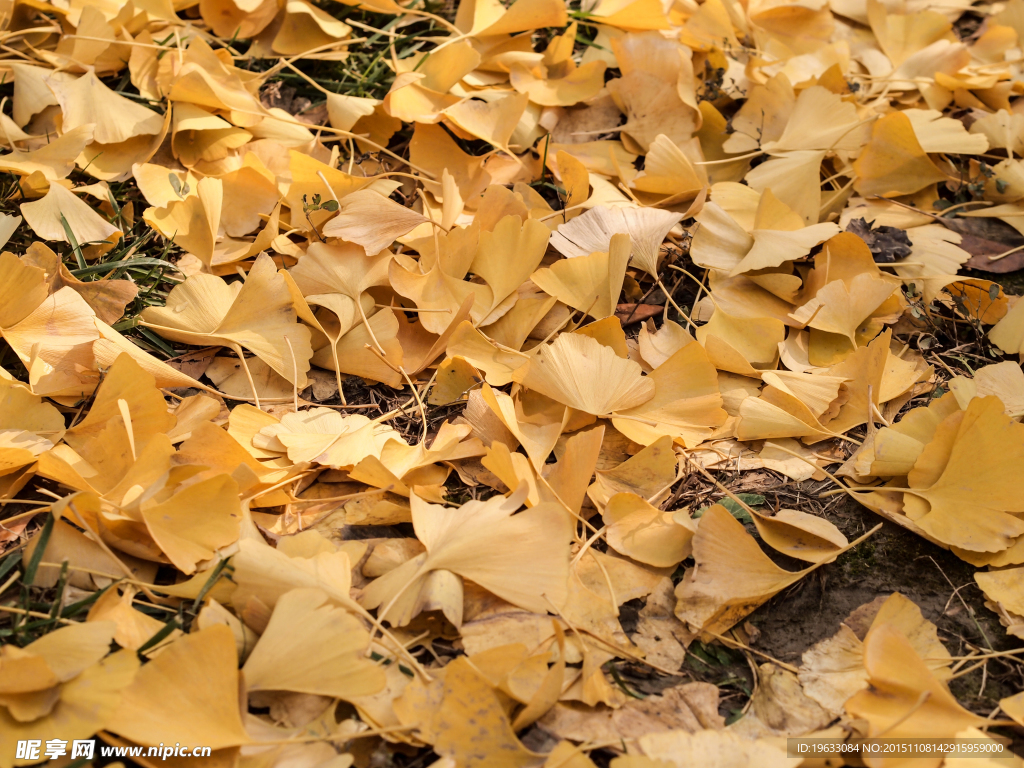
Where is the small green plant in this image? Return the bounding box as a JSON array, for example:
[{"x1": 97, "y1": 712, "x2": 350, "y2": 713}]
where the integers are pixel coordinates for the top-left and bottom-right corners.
[{"x1": 302, "y1": 193, "x2": 339, "y2": 242}]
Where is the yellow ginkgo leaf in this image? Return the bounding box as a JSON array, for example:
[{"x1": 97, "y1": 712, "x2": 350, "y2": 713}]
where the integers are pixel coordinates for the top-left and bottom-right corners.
[
  {"x1": 853, "y1": 111, "x2": 948, "y2": 198},
  {"x1": 22, "y1": 244, "x2": 137, "y2": 325},
  {"x1": 799, "y1": 593, "x2": 952, "y2": 717},
  {"x1": 904, "y1": 109, "x2": 990, "y2": 155},
  {"x1": 243, "y1": 588, "x2": 385, "y2": 699},
  {"x1": 428, "y1": 355, "x2": 481, "y2": 406},
  {"x1": 321, "y1": 189, "x2": 430, "y2": 255},
  {"x1": 64, "y1": 353, "x2": 173, "y2": 458},
  {"x1": 975, "y1": 567, "x2": 1024, "y2": 639},
  {"x1": 87, "y1": 586, "x2": 176, "y2": 652},
  {"x1": 612, "y1": 341, "x2": 728, "y2": 447},
  {"x1": 481, "y1": 384, "x2": 568, "y2": 470},
  {"x1": 3, "y1": 286, "x2": 101, "y2": 398},
  {"x1": 903, "y1": 396, "x2": 1024, "y2": 553},
  {"x1": 311, "y1": 305, "x2": 405, "y2": 388},
  {"x1": 0, "y1": 627, "x2": 138, "y2": 763},
  {"x1": 284, "y1": 267, "x2": 382, "y2": 394},
  {"x1": 696, "y1": 309, "x2": 784, "y2": 377},
  {"x1": 326, "y1": 92, "x2": 378, "y2": 132},
  {"x1": 473, "y1": 215, "x2": 551, "y2": 322},
  {"x1": 48, "y1": 71, "x2": 164, "y2": 145},
  {"x1": 761, "y1": 85, "x2": 872, "y2": 153},
  {"x1": 361, "y1": 485, "x2": 571, "y2": 627},
  {"x1": 21, "y1": 183, "x2": 121, "y2": 245},
  {"x1": 107, "y1": 625, "x2": 251, "y2": 750},
  {"x1": 688, "y1": 202, "x2": 754, "y2": 272},
  {"x1": 396, "y1": 295, "x2": 476, "y2": 377},
  {"x1": 9, "y1": 62, "x2": 70, "y2": 127},
  {"x1": 459, "y1": 0, "x2": 568, "y2": 37},
  {"x1": 531, "y1": 233, "x2": 630, "y2": 320},
  {"x1": 141, "y1": 253, "x2": 313, "y2": 392},
  {"x1": 442, "y1": 91, "x2": 530, "y2": 156},
  {"x1": 425, "y1": 656, "x2": 543, "y2": 768},
  {"x1": 948, "y1": 361, "x2": 1024, "y2": 417},
  {"x1": 229, "y1": 537, "x2": 359, "y2": 621},
  {"x1": 176, "y1": 422, "x2": 298, "y2": 506},
  {"x1": 393, "y1": 216, "x2": 549, "y2": 331},
  {"x1": 272, "y1": 0, "x2": 353, "y2": 55},
  {"x1": 588, "y1": 435, "x2": 678, "y2": 509},
  {"x1": 509, "y1": 24, "x2": 607, "y2": 107},
  {"x1": 92, "y1": 320, "x2": 210, "y2": 392},
  {"x1": 199, "y1": 0, "x2": 281, "y2": 38},
  {"x1": 0, "y1": 377, "x2": 64, "y2": 476},
  {"x1": 737, "y1": 386, "x2": 838, "y2": 441},
  {"x1": 23, "y1": 515, "x2": 157, "y2": 591},
  {"x1": 732, "y1": 223, "x2": 842, "y2": 277},
  {"x1": 348, "y1": 421, "x2": 484, "y2": 497},
  {"x1": 0, "y1": 621, "x2": 116, "y2": 693},
  {"x1": 636, "y1": 320, "x2": 694, "y2": 370},
  {"x1": 790, "y1": 273, "x2": 900, "y2": 344},
  {"x1": 852, "y1": 392, "x2": 961, "y2": 479},
  {"x1": 760, "y1": 370, "x2": 845, "y2": 420},
  {"x1": 0, "y1": 252, "x2": 47, "y2": 330},
  {"x1": 748, "y1": 507, "x2": 849, "y2": 564},
  {"x1": 515, "y1": 332, "x2": 655, "y2": 416},
  {"x1": 638, "y1": 730, "x2": 789, "y2": 768},
  {"x1": 629, "y1": 135, "x2": 707, "y2": 202},
  {"x1": 139, "y1": 474, "x2": 242, "y2": 574},
  {"x1": 0, "y1": 124, "x2": 95, "y2": 181},
  {"x1": 550, "y1": 205, "x2": 683, "y2": 279},
  {"x1": 289, "y1": 240, "x2": 394, "y2": 309},
  {"x1": 445, "y1": 321, "x2": 530, "y2": 387},
  {"x1": 845, "y1": 624, "x2": 985, "y2": 746},
  {"x1": 285, "y1": 150, "x2": 375, "y2": 234},
  {"x1": 253, "y1": 407, "x2": 403, "y2": 468},
  {"x1": 143, "y1": 176, "x2": 222, "y2": 267},
  {"x1": 820, "y1": 330, "x2": 926, "y2": 437},
  {"x1": 675, "y1": 504, "x2": 868, "y2": 636},
  {"x1": 389, "y1": 255, "x2": 491, "y2": 334},
  {"x1": 605, "y1": 492, "x2": 693, "y2": 567},
  {"x1": 170, "y1": 103, "x2": 253, "y2": 168},
  {"x1": 989, "y1": 295, "x2": 1024, "y2": 356}
]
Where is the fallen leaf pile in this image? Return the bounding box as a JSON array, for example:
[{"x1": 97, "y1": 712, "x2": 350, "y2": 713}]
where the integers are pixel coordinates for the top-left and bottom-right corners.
[{"x1": 1, "y1": 0, "x2": 1024, "y2": 765}]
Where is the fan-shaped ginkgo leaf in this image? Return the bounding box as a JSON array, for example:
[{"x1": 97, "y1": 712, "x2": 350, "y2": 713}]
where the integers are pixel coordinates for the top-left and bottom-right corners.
[
  {"x1": 141, "y1": 253, "x2": 313, "y2": 390},
  {"x1": 107, "y1": 625, "x2": 251, "y2": 749},
  {"x1": 360, "y1": 486, "x2": 571, "y2": 627},
  {"x1": 253, "y1": 407, "x2": 403, "y2": 467},
  {"x1": 845, "y1": 624, "x2": 985, "y2": 742},
  {"x1": 903, "y1": 396, "x2": 1024, "y2": 553},
  {"x1": 243, "y1": 588, "x2": 385, "y2": 699},
  {"x1": 21, "y1": 184, "x2": 121, "y2": 245},
  {"x1": 514, "y1": 332, "x2": 655, "y2": 416},
  {"x1": 550, "y1": 206, "x2": 684, "y2": 279},
  {"x1": 531, "y1": 233, "x2": 630, "y2": 320},
  {"x1": 675, "y1": 504, "x2": 871, "y2": 636},
  {"x1": 321, "y1": 189, "x2": 429, "y2": 255}
]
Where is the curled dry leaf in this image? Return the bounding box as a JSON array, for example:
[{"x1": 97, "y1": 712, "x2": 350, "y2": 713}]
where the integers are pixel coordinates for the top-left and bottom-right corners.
[{"x1": 674, "y1": 504, "x2": 873, "y2": 637}]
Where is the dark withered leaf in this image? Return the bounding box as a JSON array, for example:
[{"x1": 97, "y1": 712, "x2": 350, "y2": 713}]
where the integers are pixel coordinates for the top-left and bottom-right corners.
[{"x1": 846, "y1": 218, "x2": 913, "y2": 263}]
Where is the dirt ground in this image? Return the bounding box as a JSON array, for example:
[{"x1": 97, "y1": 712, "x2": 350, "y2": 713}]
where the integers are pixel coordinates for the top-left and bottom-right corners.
[
  {"x1": 608, "y1": 489, "x2": 1024, "y2": 760},
  {"x1": 749, "y1": 496, "x2": 1015, "y2": 676}
]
